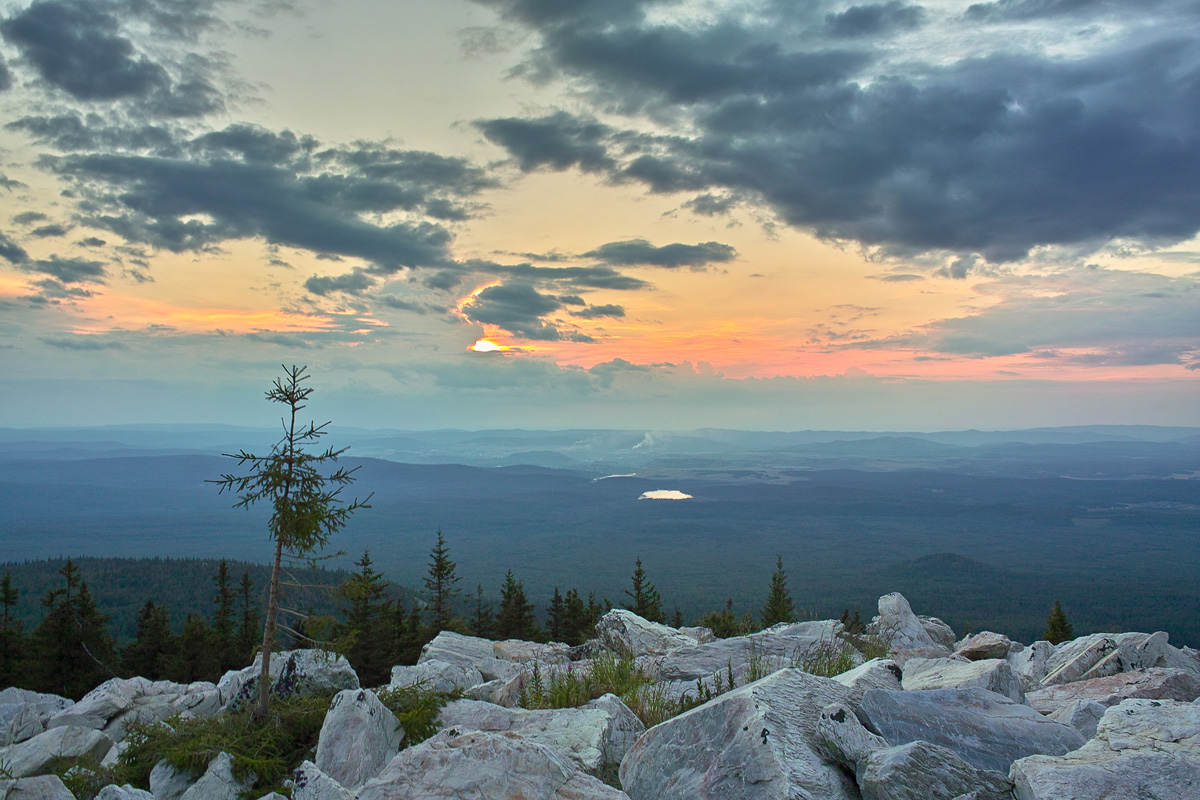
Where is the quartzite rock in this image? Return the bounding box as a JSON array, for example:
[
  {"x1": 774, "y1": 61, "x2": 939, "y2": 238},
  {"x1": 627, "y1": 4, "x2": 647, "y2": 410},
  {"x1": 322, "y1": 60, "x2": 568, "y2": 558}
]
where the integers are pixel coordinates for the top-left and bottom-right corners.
[
  {"x1": 218, "y1": 650, "x2": 358, "y2": 711},
  {"x1": 620, "y1": 668, "x2": 859, "y2": 800},
  {"x1": 815, "y1": 702, "x2": 887, "y2": 771},
  {"x1": 0, "y1": 689, "x2": 73, "y2": 747},
  {"x1": 1042, "y1": 631, "x2": 1198, "y2": 687},
  {"x1": 1008, "y1": 641, "x2": 1055, "y2": 691},
  {"x1": 1047, "y1": 699, "x2": 1106, "y2": 740},
  {"x1": 292, "y1": 760, "x2": 354, "y2": 800},
  {"x1": 149, "y1": 759, "x2": 192, "y2": 800},
  {"x1": 389, "y1": 659, "x2": 483, "y2": 693},
  {"x1": 0, "y1": 724, "x2": 113, "y2": 778},
  {"x1": 858, "y1": 740, "x2": 1014, "y2": 800},
  {"x1": 438, "y1": 693, "x2": 644, "y2": 776},
  {"x1": 901, "y1": 657, "x2": 1025, "y2": 703},
  {"x1": 594, "y1": 609, "x2": 711, "y2": 658},
  {"x1": 178, "y1": 752, "x2": 254, "y2": 800},
  {"x1": 856, "y1": 687, "x2": 1084, "y2": 774},
  {"x1": 416, "y1": 631, "x2": 525, "y2": 683},
  {"x1": 356, "y1": 728, "x2": 629, "y2": 800},
  {"x1": 96, "y1": 786, "x2": 156, "y2": 800},
  {"x1": 920, "y1": 617, "x2": 958, "y2": 650},
  {"x1": 956, "y1": 632, "x2": 1015, "y2": 661},
  {"x1": 0, "y1": 775, "x2": 76, "y2": 799},
  {"x1": 1011, "y1": 698, "x2": 1200, "y2": 799},
  {"x1": 314, "y1": 689, "x2": 403, "y2": 791},
  {"x1": 1026, "y1": 667, "x2": 1200, "y2": 715}
]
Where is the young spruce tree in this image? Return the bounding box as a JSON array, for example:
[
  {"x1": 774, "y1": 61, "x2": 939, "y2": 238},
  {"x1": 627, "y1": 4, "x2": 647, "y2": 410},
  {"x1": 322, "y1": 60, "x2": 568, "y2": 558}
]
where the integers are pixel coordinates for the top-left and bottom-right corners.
[
  {"x1": 0, "y1": 571, "x2": 24, "y2": 687},
  {"x1": 212, "y1": 560, "x2": 238, "y2": 672},
  {"x1": 123, "y1": 600, "x2": 175, "y2": 681},
  {"x1": 1044, "y1": 600, "x2": 1074, "y2": 644},
  {"x1": 212, "y1": 365, "x2": 371, "y2": 718},
  {"x1": 760, "y1": 555, "x2": 796, "y2": 627},
  {"x1": 29, "y1": 560, "x2": 118, "y2": 699},
  {"x1": 424, "y1": 530, "x2": 461, "y2": 634},
  {"x1": 236, "y1": 570, "x2": 261, "y2": 665},
  {"x1": 340, "y1": 550, "x2": 394, "y2": 687},
  {"x1": 623, "y1": 557, "x2": 665, "y2": 623},
  {"x1": 495, "y1": 571, "x2": 537, "y2": 640}
]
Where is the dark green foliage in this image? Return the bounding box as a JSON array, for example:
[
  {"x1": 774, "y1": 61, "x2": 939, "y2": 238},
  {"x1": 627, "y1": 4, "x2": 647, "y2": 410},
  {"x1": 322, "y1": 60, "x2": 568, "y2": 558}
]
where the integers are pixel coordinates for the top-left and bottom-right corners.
[
  {"x1": 1044, "y1": 600, "x2": 1074, "y2": 644},
  {"x1": 339, "y1": 550, "x2": 395, "y2": 687},
  {"x1": 699, "y1": 598, "x2": 756, "y2": 639},
  {"x1": 424, "y1": 530, "x2": 461, "y2": 634},
  {"x1": 470, "y1": 583, "x2": 493, "y2": 639},
  {"x1": 165, "y1": 613, "x2": 219, "y2": 684},
  {"x1": 212, "y1": 365, "x2": 371, "y2": 717},
  {"x1": 376, "y1": 684, "x2": 459, "y2": 745},
  {"x1": 839, "y1": 608, "x2": 866, "y2": 636},
  {"x1": 394, "y1": 599, "x2": 427, "y2": 665},
  {"x1": 1, "y1": 570, "x2": 22, "y2": 686},
  {"x1": 119, "y1": 692, "x2": 334, "y2": 796},
  {"x1": 672, "y1": 607, "x2": 684, "y2": 628},
  {"x1": 495, "y1": 571, "x2": 538, "y2": 640},
  {"x1": 760, "y1": 555, "x2": 796, "y2": 627},
  {"x1": 28, "y1": 560, "x2": 119, "y2": 699},
  {"x1": 123, "y1": 600, "x2": 175, "y2": 681},
  {"x1": 623, "y1": 558, "x2": 664, "y2": 623},
  {"x1": 237, "y1": 570, "x2": 261, "y2": 666},
  {"x1": 212, "y1": 560, "x2": 237, "y2": 673},
  {"x1": 559, "y1": 589, "x2": 604, "y2": 646},
  {"x1": 547, "y1": 587, "x2": 567, "y2": 642}
]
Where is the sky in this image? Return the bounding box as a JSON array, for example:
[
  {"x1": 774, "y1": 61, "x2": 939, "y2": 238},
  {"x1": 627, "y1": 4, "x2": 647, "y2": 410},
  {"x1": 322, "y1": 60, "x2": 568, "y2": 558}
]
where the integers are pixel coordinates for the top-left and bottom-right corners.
[{"x1": 0, "y1": 0, "x2": 1197, "y2": 430}]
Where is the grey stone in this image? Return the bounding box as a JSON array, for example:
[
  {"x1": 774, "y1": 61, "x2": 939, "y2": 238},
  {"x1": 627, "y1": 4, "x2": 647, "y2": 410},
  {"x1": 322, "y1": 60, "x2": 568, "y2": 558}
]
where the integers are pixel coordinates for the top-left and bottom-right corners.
[
  {"x1": 492, "y1": 639, "x2": 572, "y2": 664},
  {"x1": 178, "y1": 752, "x2": 253, "y2": 800},
  {"x1": 1008, "y1": 641, "x2": 1055, "y2": 691},
  {"x1": 815, "y1": 702, "x2": 887, "y2": 770},
  {"x1": 0, "y1": 689, "x2": 72, "y2": 747},
  {"x1": 218, "y1": 650, "x2": 358, "y2": 711},
  {"x1": 920, "y1": 616, "x2": 958, "y2": 650},
  {"x1": 902, "y1": 657, "x2": 1025, "y2": 703},
  {"x1": 1042, "y1": 631, "x2": 1198, "y2": 687},
  {"x1": 47, "y1": 679, "x2": 220, "y2": 742},
  {"x1": 619, "y1": 668, "x2": 859, "y2": 800},
  {"x1": 389, "y1": 659, "x2": 483, "y2": 693},
  {"x1": 1011, "y1": 698, "x2": 1200, "y2": 799},
  {"x1": 831, "y1": 658, "x2": 904, "y2": 701},
  {"x1": 0, "y1": 724, "x2": 113, "y2": 778},
  {"x1": 438, "y1": 693, "x2": 644, "y2": 776},
  {"x1": 356, "y1": 728, "x2": 629, "y2": 799},
  {"x1": 96, "y1": 786, "x2": 156, "y2": 800},
  {"x1": 595, "y1": 609, "x2": 711, "y2": 658},
  {"x1": 416, "y1": 631, "x2": 524, "y2": 683},
  {"x1": 0, "y1": 775, "x2": 77, "y2": 799},
  {"x1": 956, "y1": 632, "x2": 1015, "y2": 661},
  {"x1": 1048, "y1": 699, "x2": 1106, "y2": 740},
  {"x1": 1027, "y1": 667, "x2": 1200, "y2": 715},
  {"x1": 314, "y1": 689, "x2": 403, "y2": 791},
  {"x1": 858, "y1": 740, "x2": 1014, "y2": 800},
  {"x1": 856, "y1": 687, "x2": 1085, "y2": 774},
  {"x1": 292, "y1": 760, "x2": 353, "y2": 800},
  {"x1": 876, "y1": 593, "x2": 943, "y2": 654},
  {"x1": 149, "y1": 759, "x2": 192, "y2": 800}
]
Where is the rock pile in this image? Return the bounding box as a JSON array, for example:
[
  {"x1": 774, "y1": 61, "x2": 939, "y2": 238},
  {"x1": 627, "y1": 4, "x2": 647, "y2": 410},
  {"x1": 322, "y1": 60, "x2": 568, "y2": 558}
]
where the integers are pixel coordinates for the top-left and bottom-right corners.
[{"x1": 2, "y1": 592, "x2": 1198, "y2": 799}]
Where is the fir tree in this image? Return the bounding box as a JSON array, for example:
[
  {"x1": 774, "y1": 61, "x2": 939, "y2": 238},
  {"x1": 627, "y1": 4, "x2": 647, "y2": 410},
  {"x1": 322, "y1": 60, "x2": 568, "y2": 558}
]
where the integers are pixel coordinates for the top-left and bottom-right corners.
[
  {"x1": 623, "y1": 558, "x2": 665, "y2": 623},
  {"x1": 166, "y1": 613, "x2": 219, "y2": 683},
  {"x1": 424, "y1": 530, "x2": 461, "y2": 633},
  {"x1": 29, "y1": 560, "x2": 119, "y2": 698},
  {"x1": 547, "y1": 588, "x2": 567, "y2": 642},
  {"x1": 1044, "y1": 600, "x2": 1074, "y2": 644},
  {"x1": 495, "y1": 571, "x2": 537, "y2": 640},
  {"x1": 395, "y1": 600, "x2": 427, "y2": 665},
  {"x1": 212, "y1": 365, "x2": 371, "y2": 717},
  {"x1": 340, "y1": 550, "x2": 394, "y2": 686},
  {"x1": 212, "y1": 560, "x2": 237, "y2": 672},
  {"x1": 700, "y1": 598, "x2": 754, "y2": 639},
  {"x1": 471, "y1": 583, "x2": 493, "y2": 639},
  {"x1": 563, "y1": 588, "x2": 588, "y2": 646},
  {"x1": 672, "y1": 607, "x2": 684, "y2": 628},
  {"x1": 236, "y1": 570, "x2": 261, "y2": 666},
  {"x1": 0, "y1": 571, "x2": 23, "y2": 687},
  {"x1": 123, "y1": 600, "x2": 176, "y2": 680},
  {"x1": 760, "y1": 555, "x2": 796, "y2": 627}
]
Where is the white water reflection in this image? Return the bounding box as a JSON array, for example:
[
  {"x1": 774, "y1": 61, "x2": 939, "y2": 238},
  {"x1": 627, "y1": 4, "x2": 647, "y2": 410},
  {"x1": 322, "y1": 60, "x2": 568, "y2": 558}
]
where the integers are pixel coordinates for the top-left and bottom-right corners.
[{"x1": 638, "y1": 489, "x2": 693, "y2": 500}]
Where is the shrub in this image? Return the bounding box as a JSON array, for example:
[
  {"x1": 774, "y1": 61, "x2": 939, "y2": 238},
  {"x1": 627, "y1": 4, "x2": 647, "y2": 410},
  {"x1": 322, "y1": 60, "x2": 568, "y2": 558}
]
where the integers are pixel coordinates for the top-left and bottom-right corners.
[{"x1": 375, "y1": 683, "x2": 459, "y2": 745}]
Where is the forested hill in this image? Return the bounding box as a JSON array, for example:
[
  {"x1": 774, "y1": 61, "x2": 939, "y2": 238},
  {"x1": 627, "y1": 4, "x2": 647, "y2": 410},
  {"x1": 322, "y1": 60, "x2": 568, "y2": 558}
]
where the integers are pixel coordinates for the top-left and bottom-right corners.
[{"x1": 0, "y1": 557, "x2": 414, "y2": 641}]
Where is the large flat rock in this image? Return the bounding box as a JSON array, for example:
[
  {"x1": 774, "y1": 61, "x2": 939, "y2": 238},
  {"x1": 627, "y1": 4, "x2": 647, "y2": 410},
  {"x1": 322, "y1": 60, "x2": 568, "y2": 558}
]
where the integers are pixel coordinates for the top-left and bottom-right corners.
[
  {"x1": 1027, "y1": 667, "x2": 1200, "y2": 715},
  {"x1": 620, "y1": 668, "x2": 859, "y2": 800},
  {"x1": 858, "y1": 740, "x2": 1013, "y2": 800},
  {"x1": 1011, "y1": 698, "x2": 1200, "y2": 799},
  {"x1": 1042, "y1": 631, "x2": 1198, "y2": 687},
  {"x1": 356, "y1": 728, "x2": 629, "y2": 799},
  {"x1": 901, "y1": 657, "x2": 1025, "y2": 703},
  {"x1": 595, "y1": 610, "x2": 712, "y2": 658},
  {"x1": 0, "y1": 724, "x2": 113, "y2": 778},
  {"x1": 856, "y1": 687, "x2": 1084, "y2": 774}
]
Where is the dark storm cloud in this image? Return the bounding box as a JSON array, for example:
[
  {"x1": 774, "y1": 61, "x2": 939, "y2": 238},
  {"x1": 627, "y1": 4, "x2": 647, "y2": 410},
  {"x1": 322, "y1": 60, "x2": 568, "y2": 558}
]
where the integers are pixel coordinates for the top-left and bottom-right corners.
[
  {"x1": 304, "y1": 268, "x2": 376, "y2": 296},
  {"x1": 0, "y1": 232, "x2": 31, "y2": 264},
  {"x1": 480, "y1": 261, "x2": 650, "y2": 291},
  {"x1": 6, "y1": 113, "x2": 181, "y2": 153},
  {"x1": 30, "y1": 224, "x2": 71, "y2": 238},
  {"x1": 0, "y1": 0, "x2": 222, "y2": 116},
  {"x1": 473, "y1": 0, "x2": 1200, "y2": 262},
  {"x1": 0, "y1": 52, "x2": 11, "y2": 91},
  {"x1": 571, "y1": 303, "x2": 625, "y2": 319},
  {"x1": 23, "y1": 255, "x2": 106, "y2": 283},
  {"x1": 583, "y1": 239, "x2": 737, "y2": 269},
  {"x1": 825, "y1": 3, "x2": 926, "y2": 37},
  {"x1": 12, "y1": 212, "x2": 49, "y2": 226},
  {"x1": 461, "y1": 281, "x2": 565, "y2": 340}
]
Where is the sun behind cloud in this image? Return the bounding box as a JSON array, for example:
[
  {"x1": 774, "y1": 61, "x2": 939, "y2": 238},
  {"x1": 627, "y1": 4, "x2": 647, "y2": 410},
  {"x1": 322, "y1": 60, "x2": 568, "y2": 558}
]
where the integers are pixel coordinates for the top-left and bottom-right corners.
[{"x1": 471, "y1": 338, "x2": 507, "y2": 353}]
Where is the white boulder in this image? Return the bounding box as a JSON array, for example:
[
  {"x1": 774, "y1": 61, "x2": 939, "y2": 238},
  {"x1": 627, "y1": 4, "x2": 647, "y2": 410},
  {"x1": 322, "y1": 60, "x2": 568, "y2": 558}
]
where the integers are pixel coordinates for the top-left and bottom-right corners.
[
  {"x1": 314, "y1": 689, "x2": 403, "y2": 791},
  {"x1": 218, "y1": 650, "x2": 358, "y2": 711},
  {"x1": 858, "y1": 740, "x2": 1013, "y2": 800},
  {"x1": 178, "y1": 752, "x2": 254, "y2": 800},
  {"x1": 902, "y1": 656, "x2": 1025, "y2": 703},
  {"x1": 97, "y1": 786, "x2": 156, "y2": 800},
  {"x1": 956, "y1": 632, "x2": 1015, "y2": 661},
  {"x1": 0, "y1": 724, "x2": 113, "y2": 778},
  {"x1": 0, "y1": 775, "x2": 76, "y2": 799},
  {"x1": 292, "y1": 760, "x2": 353, "y2": 800},
  {"x1": 1027, "y1": 667, "x2": 1200, "y2": 715}
]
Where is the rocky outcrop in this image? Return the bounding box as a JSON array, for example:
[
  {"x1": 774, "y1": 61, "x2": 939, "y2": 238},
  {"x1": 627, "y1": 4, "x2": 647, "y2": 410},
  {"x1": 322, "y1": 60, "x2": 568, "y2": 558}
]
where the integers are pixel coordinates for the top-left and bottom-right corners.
[
  {"x1": 1011, "y1": 698, "x2": 1200, "y2": 799},
  {"x1": 0, "y1": 724, "x2": 113, "y2": 778},
  {"x1": 1026, "y1": 667, "x2": 1200, "y2": 715},
  {"x1": 901, "y1": 656, "x2": 1025, "y2": 703},
  {"x1": 620, "y1": 668, "x2": 858, "y2": 800},
  {"x1": 177, "y1": 752, "x2": 253, "y2": 800},
  {"x1": 856, "y1": 687, "x2": 1084, "y2": 774},
  {"x1": 388, "y1": 659, "x2": 483, "y2": 693},
  {"x1": 1042, "y1": 631, "x2": 1199, "y2": 687},
  {"x1": 96, "y1": 786, "x2": 155, "y2": 800},
  {"x1": 218, "y1": 650, "x2": 359, "y2": 712},
  {"x1": 594, "y1": 610, "x2": 712, "y2": 658},
  {"x1": 149, "y1": 759, "x2": 192, "y2": 800},
  {"x1": 875, "y1": 593, "x2": 943, "y2": 653},
  {"x1": 0, "y1": 688, "x2": 73, "y2": 747},
  {"x1": 46, "y1": 677, "x2": 219, "y2": 741},
  {"x1": 438, "y1": 693, "x2": 644, "y2": 776},
  {"x1": 0, "y1": 775, "x2": 76, "y2": 799},
  {"x1": 292, "y1": 760, "x2": 354, "y2": 800},
  {"x1": 815, "y1": 702, "x2": 888, "y2": 770},
  {"x1": 919, "y1": 617, "x2": 958, "y2": 650},
  {"x1": 356, "y1": 728, "x2": 629, "y2": 799},
  {"x1": 955, "y1": 632, "x2": 1015, "y2": 661},
  {"x1": 1008, "y1": 641, "x2": 1055, "y2": 691},
  {"x1": 1047, "y1": 699, "x2": 1106, "y2": 740},
  {"x1": 314, "y1": 689, "x2": 403, "y2": 791},
  {"x1": 858, "y1": 740, "x2": 1014, "y2": 800}
]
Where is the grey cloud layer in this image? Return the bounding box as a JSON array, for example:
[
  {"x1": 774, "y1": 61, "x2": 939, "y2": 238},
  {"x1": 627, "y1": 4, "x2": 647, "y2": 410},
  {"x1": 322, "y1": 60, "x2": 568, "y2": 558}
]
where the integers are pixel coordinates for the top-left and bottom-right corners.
[{"x1": 472, "y1": 0, "x2": 1200, "y2": 263}]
